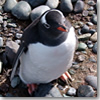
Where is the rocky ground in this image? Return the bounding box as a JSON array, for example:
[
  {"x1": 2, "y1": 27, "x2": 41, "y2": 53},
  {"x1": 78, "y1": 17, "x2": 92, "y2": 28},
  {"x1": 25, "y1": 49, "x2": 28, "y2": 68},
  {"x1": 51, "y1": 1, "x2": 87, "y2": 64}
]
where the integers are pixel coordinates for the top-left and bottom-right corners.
[{"x1": 0, "y1": 0, "x2": 97, "y2": 97}]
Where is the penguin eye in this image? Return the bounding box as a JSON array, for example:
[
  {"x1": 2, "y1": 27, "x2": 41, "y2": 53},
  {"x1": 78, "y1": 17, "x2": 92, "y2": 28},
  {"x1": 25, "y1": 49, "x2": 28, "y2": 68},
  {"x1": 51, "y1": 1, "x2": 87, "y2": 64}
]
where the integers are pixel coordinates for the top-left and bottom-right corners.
[{"x1": 44, "y1": 23, "x2": 50, "y2": 29}]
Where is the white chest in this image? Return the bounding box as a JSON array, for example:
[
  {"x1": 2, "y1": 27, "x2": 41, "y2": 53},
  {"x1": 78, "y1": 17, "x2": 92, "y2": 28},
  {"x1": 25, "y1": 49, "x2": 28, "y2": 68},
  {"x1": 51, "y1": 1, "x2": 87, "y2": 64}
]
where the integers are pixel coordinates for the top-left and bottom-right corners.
[{"x1": 19, "y1": 27, "x2": 76, "y2": 84}]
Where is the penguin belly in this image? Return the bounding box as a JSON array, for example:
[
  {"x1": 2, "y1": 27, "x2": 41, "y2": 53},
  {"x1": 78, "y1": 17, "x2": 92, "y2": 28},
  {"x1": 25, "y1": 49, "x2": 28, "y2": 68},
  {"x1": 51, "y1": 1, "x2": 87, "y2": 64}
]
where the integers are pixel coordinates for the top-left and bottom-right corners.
[{"x1": 19, "y1": 27, "x2": 76, "y2": 84}]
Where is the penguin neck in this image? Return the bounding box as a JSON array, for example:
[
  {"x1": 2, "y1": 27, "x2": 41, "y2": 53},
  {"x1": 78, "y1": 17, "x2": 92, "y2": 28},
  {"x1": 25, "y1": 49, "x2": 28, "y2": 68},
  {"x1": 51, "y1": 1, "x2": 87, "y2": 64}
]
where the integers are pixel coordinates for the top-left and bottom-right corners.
[{"x1": 38, "y1": 30, "x2": 68, "y2": 47}]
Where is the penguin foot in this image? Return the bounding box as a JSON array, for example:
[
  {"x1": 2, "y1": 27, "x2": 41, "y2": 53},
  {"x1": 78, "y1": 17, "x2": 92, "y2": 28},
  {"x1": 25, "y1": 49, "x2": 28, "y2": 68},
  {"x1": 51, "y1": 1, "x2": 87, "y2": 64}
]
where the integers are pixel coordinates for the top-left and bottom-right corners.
[
  {"x1": 27, "y1": 84, "x2": 37, "y2": 95},
  {"x1": 60, "y1": 71, "x2": 74, "y2": 82}
]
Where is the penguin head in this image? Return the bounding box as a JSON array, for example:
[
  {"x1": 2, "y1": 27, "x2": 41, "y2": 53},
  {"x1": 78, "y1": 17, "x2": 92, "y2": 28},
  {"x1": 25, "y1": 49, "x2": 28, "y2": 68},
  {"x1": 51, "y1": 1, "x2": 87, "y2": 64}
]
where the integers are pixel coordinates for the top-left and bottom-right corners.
[{"x1": 38, "y1": 9, "x2": 69, "y2": 38}]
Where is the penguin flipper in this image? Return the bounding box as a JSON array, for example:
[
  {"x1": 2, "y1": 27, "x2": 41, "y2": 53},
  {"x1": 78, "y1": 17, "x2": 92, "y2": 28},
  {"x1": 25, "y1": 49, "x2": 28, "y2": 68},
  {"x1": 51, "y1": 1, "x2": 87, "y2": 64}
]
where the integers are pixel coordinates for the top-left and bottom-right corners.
[{"x1": 10, "y1": 43, "x2": 26, "y2": 81}]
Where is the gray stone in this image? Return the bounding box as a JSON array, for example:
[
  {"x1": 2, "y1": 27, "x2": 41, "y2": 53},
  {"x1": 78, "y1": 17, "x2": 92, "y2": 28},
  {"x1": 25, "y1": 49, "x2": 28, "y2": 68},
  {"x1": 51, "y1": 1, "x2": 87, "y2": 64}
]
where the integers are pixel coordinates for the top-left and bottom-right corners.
[
  {"x1": 46, "y1": 0, "x2": 59, "y2": 8},
  {"x1": 92, "y1": 42, "x2": 97, "y2": 54},
  {"x1": 88, "y1": 6, "x2": 94, "y2": 11},
  {"x1": 68, "y1": 69, "x2": 76, "y2": 75},
  {"x1": 77, "y1": 55, "x2": 85, "y2": 62},
  {"x1": 72, "y1": 65, "x2": 80, "y2": 70},
  {"x1": 88, "y1": 11, "x2": 95, "y2": 16},
  {"x1": 85, "y1": 75, "x2": 97, "y2": 89},
  {"x1": 77, "y1": 85, "x2": 95, "y2": 97},
  {"x1": 77, "y1": 33, "x2": 91, "y2": 41},
  {"x1": 88, "y1": 0, "x2": 95, "y2": 6},
  {"x1": 63, "y1": 94, "x2": 71, "y2": 97},
  {"x1": 81, "y1": 24, "x2": 90, "y2": 33},
  {"x1": 7, "y1": 23, "x2": 17, "y2": 28},
  {"x1": 30, "y1": 5, "x2": 50, "y2": 21},
  {"x1": 0, "y1": 0, "x2": 6, "y2": 6},
  {"x1": 0, "y1": 16, "x2": 3, "y2": 23},
  {"x1": 0, "y1": 6, "x2": 3, "y2": 12},
  {"x1": 60, "y1": 0, "x2": 73, "y2": 13},
  {"x1": 15, "y1": 33, "x2": 22, "y2": 39},
  {"x1": 3, "y1": 21, "x2": 7, "y2": 28},
  {"x1": 12, "y1": 1, "x2": 31, "y2": 20},
  {"x1": 89, "y1": 57, "x2": 96, "y2": 63},
  {"x1": 88, "y1": 44, "x2": 94, "y2": 48},
  {"x1": 78, "y1": 29, "x2": 82, "y2": 35},
  {"x1": 82, "y1": 10, "x2": 89, "y2": 17},
  {"x1": 89, "y1": 29, "x2": 96, "y2": 34},
  {"x1": 25, "y1": 0, "x2": 46, "y2": 8},
  {"x1": 77, "y1": 42, "x2": 87, "y2": 51},
  {"x1": 74, "y1": 0, "x2": 84, "y2": 13},
  {"x1": 0, "y1": 37, "x2": 3, "y2": 47},
  {"x1": 15, "y1": 39, "x2": 21, "y2": 44},
  {"x1": 0, "y1": 61, "x2": 2, "y2": 73},
  {"x1": 4, "y1": 0, "x2": 17, "y2": 12},
  {"x1": 90, "y1": 32, "x2": 97, "y2": 42},
  {"x1": 66, "y1": 87, "x2": 76, "y2": 96},
  {"x1": 11, "y1": 76, "x2": 20, "y2": 88},
  {"x1": 86, "y1": 22, "x2": 94, "y2": 26},
  {"x1": 91, "y1": 14, "x2": 97, "y2": 25}
]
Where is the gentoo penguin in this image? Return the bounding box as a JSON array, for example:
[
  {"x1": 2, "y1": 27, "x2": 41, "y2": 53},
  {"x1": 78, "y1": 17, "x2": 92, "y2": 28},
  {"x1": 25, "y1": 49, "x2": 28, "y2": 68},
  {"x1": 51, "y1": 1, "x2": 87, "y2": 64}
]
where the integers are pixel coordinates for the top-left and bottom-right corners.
[{"x1": 10, "y1": 9, "x2": 77, "y2": 95}]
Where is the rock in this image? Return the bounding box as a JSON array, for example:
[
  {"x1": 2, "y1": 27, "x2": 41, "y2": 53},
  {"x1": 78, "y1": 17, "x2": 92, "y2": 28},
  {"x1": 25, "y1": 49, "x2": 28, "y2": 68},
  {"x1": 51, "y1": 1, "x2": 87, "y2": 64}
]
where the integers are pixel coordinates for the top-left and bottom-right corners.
[
  {"x1": 72, "y1": 65, "x2": 80, "y2": 70},
  {"x1": 81, "y1": 24, "x2": 90, "y2": 33},
  {"x1": 86, "y1": 22, "x2": 94, "y2": 26},
  {"x1": 77, "y1": 55, "x2": 85, "y2": 62},
  {"x1": 92, "y1": 42, "x2": 97, "y2": 54},
  {"x1": 12, "y1": 1, "x2": 31, "y2": 20},
  {"x1": 91, "y1": 14, "x2": 97, "y2": 24},
  {"x1": 77, "y1": 42, "x2": 87, "y2": 51},
  {"x1": 7, "y1": 23, "x2": 17, "y2": 28},
  {"x1": 63, "y1": 94, "x2": 71, "y2": 97},
  {"x1": 25, "y1": 0, "x2": 46, "y2": 8},
  {"x1": 90, "y1": 32, "x2": 97, "y2": 42},
  {"x1": 11, "y1": 76, "x2": 20, "y2": 88},
  {"x1": 77, "y1": 33, "x2": 91, "y2": 41},
  {"x1": 74, "y1": 0, "x2": 84, "y2": 13},
  {"x1": 68, "y1": 69, "x2": 76, "y2": 75},
  {"x1": 0, "y1": 37, "x2": 3, "y2": 47},
  {"x1": 87, "y1": 41, "x2": 93, "y2": 48},
  {"x1": 89, "y1": 29, "x2": 96, "y2": 34},
  {"x1": 78, "y1": 29, "x2": 82, "y2": 35},
  {"x1": 3, "y1": 21, "x2": 7, "y2": 28},
  {"x1": 0, "y1": 6, "x2": 3, "y2": 13},
  {"x1": 88, "y1": 6, "x2": 94, "y2": 11},
  {"x1": 4, "y1": 0, "x2": 17, "y2": 12},
  {"x1": 15, "y1": 39, "x2": 21, "y2": 44},
  {"x1": 0, "y1": 61, "x2": 2, "y2": 73},
  {"x1": 15, "y1": 33, "x2": 22, "y2": 39},
  {"x1": 66, "y1": 87, "x2": 76, "y2": 96},
  {"x1": 30, "y1": 5, "x2": 50, "y2": 21},
  {"x1": 5, "y1": 93, "x2": 13, "y2": 97},
  {"x1": 0, "y1": 16, "x2": 3, "y2": 23},
  {"x1": 88, "y1": 0, "x2": 95, "y2": 6},
  {"x1": 60, "y1": 0, "x2": 73, "y2": 13},
  {"x1": 88, "y1": 11, "x2": 95, "y2": 16},
  {"x1": 89, "y1": 57, "x2": 96, "y2": 63},
  {"x1": 85, "y1": 75, "x2": 97, "y2": 89},
  {"x1": 71, "y1": 0, "x2": 78, "y2": 2},
  {"x1": 77, "y1": 85, "x2": 95, "y2": 97},
  {"x1": 0, "y1": 0, "x2": 6, "y2": 6},
  {"x1": 46, "y1": 0, "x2": 59, "y2": 8},
  {"x1": 82, "y1": 10, "x2": 89, "y2": 17}
]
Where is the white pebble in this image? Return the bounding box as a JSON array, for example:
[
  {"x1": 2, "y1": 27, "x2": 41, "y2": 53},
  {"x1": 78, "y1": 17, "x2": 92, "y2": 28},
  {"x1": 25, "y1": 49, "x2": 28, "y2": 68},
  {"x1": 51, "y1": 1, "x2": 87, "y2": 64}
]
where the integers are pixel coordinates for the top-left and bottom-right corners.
[{"x1": 0, "y1": 37, "x2": 3, "y2": 47}]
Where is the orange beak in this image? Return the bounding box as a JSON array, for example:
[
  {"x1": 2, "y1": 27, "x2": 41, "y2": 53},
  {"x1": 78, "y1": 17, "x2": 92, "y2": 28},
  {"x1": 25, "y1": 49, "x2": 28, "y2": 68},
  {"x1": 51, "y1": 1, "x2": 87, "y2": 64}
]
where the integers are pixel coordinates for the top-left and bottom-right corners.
[{"x1": 57, "y1": 25, "x2": 68, "y2": 32}]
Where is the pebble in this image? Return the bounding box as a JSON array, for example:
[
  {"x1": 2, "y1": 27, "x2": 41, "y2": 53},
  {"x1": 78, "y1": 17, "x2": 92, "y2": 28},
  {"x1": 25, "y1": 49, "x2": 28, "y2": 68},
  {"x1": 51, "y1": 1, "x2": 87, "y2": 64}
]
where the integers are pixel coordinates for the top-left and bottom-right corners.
[
  {"x1": 12, "y1": 1, "x2": 31, "y2": 20},
  {"x1": 4, "y1": 0, "x2": 17, "y2": 12},
  {"x1": 89, "y1": 29, "x2": 96, "y2": 34},
  {"x1": 88, "y1": 11, "x2": 95, "y2": 16},
  {"x1": 88, "y1": 6, "x2": 94, "y2": 11},
  {"x1": 0, "y1": 16, "x2": 3, "y2": 23},
  {"x1": 85, "y1": 75, "x2": 97, "y2": 89},
  {"x1": 66, "y1": 87, "x2": 76, "y2": 96},
  {"x1": 11, "y1": 76, "x2": 20, "y2": 88},
  {"x1": 63, "y1": 94, "x2": 71, "y2": 97},
  {"x1": 0, "y1": 6, "x2": 3, "y2": 13},
  {"x1": 91, "y1": 14, "x2": 97, "y2": 25},
  {"x1": 90, "y1": 32, "x2": 97, "y2": 42},
  {"x1": 60, "y1": 0, "x2": 73, "y2": 13},
  {"x1": 25, "y1": 0, "x2": 46, "y2": 8},
  {"x1": 86, "y1": 22, "x2": 94, "y2": 26},
  {"x1": 0, "y1": 0, "x2": 6, "y2": 6},
  {"x1": 74, "y1": 0, "x2": 84, "y2": 13},
  {"x1": 77, "y1": 85, "x2": 95, "y2": 97},
  {"x1": 77, "y1": 33, "x2": 91, "y2": 41},
  {"x1": 15, "y1": 39, "x2": 21, "y2": 44},
  {"x1": 0, "y1": 37, "x2": 3, "y2": 47},
  {"x1": 92, "y1": 42, "x2": 97, "y2": 54},
  {"x1": 0, "y1": 61, "x2": 2, "y2": 73},
  {"x1": 7, "y1": 23, "x2": 17, "y2": 28},
  {"x1": 3, "y1": 21, "x2": 7, "y2": 28},
  {"x1": 88, "y1": 0, "x2": 95, "y2": 6},
  {"x1": 89, "y1": 57, "x2": 96, "y2": 63},
  {"x1": 30, "y1": 5, "x2": 50, "y2": 21},
  {"x1": 68, "y1": 69, "x2": 76, "y2": 75},
  {"x1": 77, "y1": 55, "x2": 85, "y2": 62},
  {"x1": 46, "y1": 0, "x2": 59, "y2": 8},
  {"x1": 81, "y1": 24, "x2": 90, "y2": 33},
  {"x1": 15, "y1": 33, "x2": 22, "y2": 39},
  {"x1": 87, "y1": 41, "x2": 93, "y2": 48},
  {"x1": 77, "y1": 42, "x2": 87, "y2": 51},
  {"x1": 72, "y1": 65, "x2": 80, "y2": 70},
  {"x1": 82, "y1": 10, "x2": 89, "y2": 17},
  {"x1": 78, "y1": 29, "x2": 82, "y2": 35}
]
